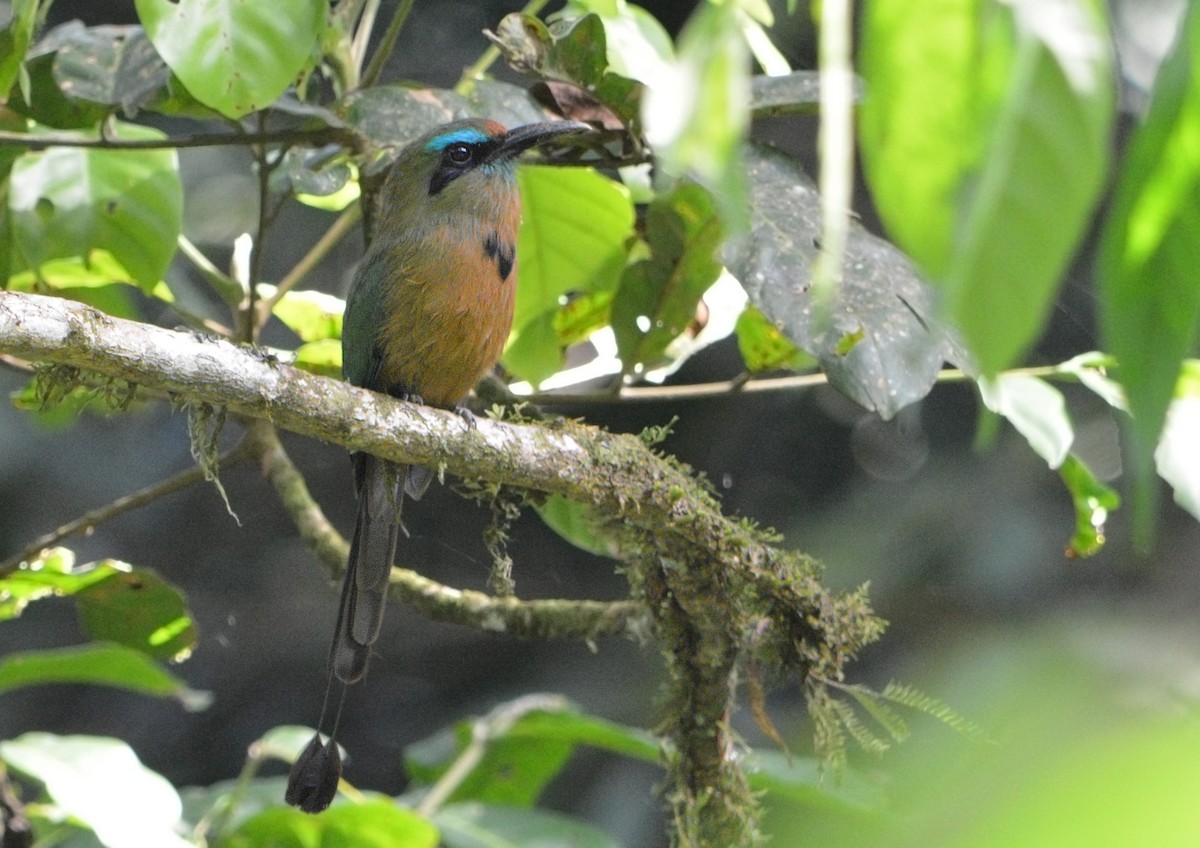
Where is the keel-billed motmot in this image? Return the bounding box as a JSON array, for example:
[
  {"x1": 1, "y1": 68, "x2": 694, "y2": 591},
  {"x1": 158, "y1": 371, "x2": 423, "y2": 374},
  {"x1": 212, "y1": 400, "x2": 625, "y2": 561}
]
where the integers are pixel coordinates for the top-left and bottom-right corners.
[{"x1": 285, "y1": 118, "x2": 586, "y2": 813}]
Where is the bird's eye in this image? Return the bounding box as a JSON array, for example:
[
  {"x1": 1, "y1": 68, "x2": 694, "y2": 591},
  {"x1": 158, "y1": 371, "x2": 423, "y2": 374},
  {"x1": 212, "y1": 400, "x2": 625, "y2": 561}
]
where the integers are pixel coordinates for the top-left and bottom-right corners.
[{"x1": 446, "y1": 143, "x2": 473, "y2": 165}]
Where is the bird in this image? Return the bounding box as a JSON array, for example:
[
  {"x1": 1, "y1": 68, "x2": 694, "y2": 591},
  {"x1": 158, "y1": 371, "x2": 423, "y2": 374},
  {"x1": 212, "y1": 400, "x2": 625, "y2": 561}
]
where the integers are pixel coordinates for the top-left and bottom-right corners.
[{"x1": 287, "y1": 117, "x2": 586, "y2": 813}]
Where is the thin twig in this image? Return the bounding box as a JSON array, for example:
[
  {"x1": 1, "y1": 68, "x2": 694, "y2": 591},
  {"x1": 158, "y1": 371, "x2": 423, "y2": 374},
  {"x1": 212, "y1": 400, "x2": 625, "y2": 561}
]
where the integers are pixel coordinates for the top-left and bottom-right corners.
[
  {"x1": 359, "y1": 0, "x2": 416, "y2": 89},
  {"x1": 0, "y1": 127, "x2": 350, "y2": 152},
  {"x1": 0, "y1": 436, "x2": 259, "y2": 576},
  {"x1": 251, "y1": 420, "x2": 645, "y2": 640},
  {"x1": 258, "y1": 203, "x2": 362, "y2": 321}
]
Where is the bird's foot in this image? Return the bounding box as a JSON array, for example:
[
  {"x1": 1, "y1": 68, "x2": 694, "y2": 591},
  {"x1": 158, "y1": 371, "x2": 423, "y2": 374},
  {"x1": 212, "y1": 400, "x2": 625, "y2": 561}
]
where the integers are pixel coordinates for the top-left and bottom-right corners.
[{"x1": 452, "y1": 404, "x2": 477, "y2": 430}]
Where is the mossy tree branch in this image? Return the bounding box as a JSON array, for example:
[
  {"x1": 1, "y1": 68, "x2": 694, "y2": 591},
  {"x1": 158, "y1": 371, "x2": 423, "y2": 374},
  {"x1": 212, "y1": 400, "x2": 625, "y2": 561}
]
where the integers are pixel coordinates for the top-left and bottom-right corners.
[{"x1": 0, "y1": 290, "x2": 884, "y2": 848}]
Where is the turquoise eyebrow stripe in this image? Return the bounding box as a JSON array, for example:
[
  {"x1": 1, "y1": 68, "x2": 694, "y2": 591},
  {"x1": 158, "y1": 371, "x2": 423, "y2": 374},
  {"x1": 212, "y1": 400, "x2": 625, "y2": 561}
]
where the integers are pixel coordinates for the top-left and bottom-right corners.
[{"x1": 425, "y1": 129, "x2": 490, "y2": 151}]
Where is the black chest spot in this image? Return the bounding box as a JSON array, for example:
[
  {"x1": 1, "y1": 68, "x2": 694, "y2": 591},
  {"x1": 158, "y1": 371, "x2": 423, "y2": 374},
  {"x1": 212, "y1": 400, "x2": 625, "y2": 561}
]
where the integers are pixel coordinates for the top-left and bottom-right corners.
[{"x1": 483, "y1": 232, "x2": 515, "y2": 283}]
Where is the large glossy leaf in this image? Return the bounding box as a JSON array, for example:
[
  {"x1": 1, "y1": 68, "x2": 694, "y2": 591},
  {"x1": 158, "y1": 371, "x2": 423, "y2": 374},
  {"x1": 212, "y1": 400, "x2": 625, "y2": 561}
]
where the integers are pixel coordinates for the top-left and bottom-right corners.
[
  {"x1": 860, "y1": 0, "x2": 1114, "y2": 374},
  {"x1": 725, "y1": 144, "x2": 964, "y2": 418},
  {"x1": 135, "y1": 0, "x2": 324, "y2": 119},
  {"x1": 8, "y1": 122, "x2": 181, "y2": 288},
  {"x1": 1098, "y1": 4, "x2": 1200, "y2": 528},
  {"x1": 0, "y1": 733, "x2": 191, "y2": 848},
  {"x1": 505, "y1": 165, "x2": 633, "y2": 386}
]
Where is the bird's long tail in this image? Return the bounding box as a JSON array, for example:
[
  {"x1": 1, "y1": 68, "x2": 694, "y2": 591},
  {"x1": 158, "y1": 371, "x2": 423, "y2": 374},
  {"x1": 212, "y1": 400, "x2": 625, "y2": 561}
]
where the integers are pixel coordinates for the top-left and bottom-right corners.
[{"x1": 332, "y1": 454, "x2": 404, "y2": 683}]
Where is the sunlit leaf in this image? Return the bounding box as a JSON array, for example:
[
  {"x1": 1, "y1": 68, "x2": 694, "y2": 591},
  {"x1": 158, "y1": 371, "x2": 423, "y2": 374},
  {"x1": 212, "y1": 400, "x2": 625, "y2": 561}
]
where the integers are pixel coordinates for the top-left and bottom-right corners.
[
  {"x1": 860, "y1": 0, "x2": 1114, "y2": 374},
  {"x1": 0, "y1": 733, "x2": 192, "y2": 848},
  {"x1": 1155, "y1": 360, "x2": 1200, "y2": 522},
  {"x1": 291, "y1": 338, "x2": 343, "y2": 378},
  {"x1": 611, "y1": 182, "x2": 722, "y2": 376},
  {"x1": 76, "y1": 563, "x2": 196, "y2": 662},
  {"x1": 726, "y1": 144, "x2": 964, "y2": 417},
  {"x1": 135, "y1": 0, "x2": 324, "y2": 119},
  {"x1": 265, "y1": 286, "x2": 346, "y2": 343},
  {"x1": 1059, "y1": 453, "x2": 1120, "y2": 558},
  {"x1": 505, "y1": 165, "x2": 633, "y2": 386},
  {"x1": 978, "y1": 373, "x2": 1074, "y2": 468}
]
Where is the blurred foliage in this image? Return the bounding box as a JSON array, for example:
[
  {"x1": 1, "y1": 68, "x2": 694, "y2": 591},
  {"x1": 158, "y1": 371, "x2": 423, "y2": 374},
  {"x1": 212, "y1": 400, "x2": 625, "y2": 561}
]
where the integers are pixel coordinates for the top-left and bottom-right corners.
[{"x1": 1, "y1": 0, "x2": 1200, "y2": 846}]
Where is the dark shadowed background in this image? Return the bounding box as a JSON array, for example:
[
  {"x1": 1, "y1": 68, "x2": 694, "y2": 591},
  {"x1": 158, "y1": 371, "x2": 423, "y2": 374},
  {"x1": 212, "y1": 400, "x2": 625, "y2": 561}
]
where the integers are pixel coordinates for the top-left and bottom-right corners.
[{"x1": 2, "y1": 2, "x2": 1198, "y2": 846}]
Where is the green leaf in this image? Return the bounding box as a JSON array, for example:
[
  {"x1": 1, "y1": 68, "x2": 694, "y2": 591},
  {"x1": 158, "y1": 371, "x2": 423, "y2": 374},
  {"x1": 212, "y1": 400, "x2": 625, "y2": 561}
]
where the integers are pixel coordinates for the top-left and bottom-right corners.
[
  {"x1": 505, "y1": 165, "x2": 633, "y2": 386},
  {"x1": 611, "y1": 182, "x2": 722, "y2": 375},
  {"x1": 406, "y1": 704, "x2": 659, "y2": 808},
  {"x1": 219, "y1": 798, "x2": 438, "y2": 848},
  {"x1": 743, "y1": 750, "x2": 883, "y2": 814},
  {"x1": 52, "y1": 23, "x2": 172, "y2": 115},
  {"x1": 1155, "y1": 360, "x2": 1200, "y2": 522},
  {"x1": 1054, "y1": 351, "x2": 1125, "y2": 409},
  {"x1": 0, "y1": 0, "x2": 45, "y2": 96},
  {"x1": 435, "y1": 802, "x2": 618, "y2": 848},
  {"x1": 726, "y1": 144, "x2": 964, "y2": 417},
  {"x1": 8, "y1": 122, "x2": 182, "y2": 288},
  {"x1": 558, "y1": 0, "x2": 675, "y2": 86},
  {"x1": 749, "y1": 70, "x2": 825, "y2": 116},
  {"x1": 7, "y1": 47, "x2": 111, "y2": 129},
  {"x1": 978, "y1": 373, "x2": 1074, "y2": 468},
  {"x1": 0, "y1": 644, "x2": 207, "y2": 706},
  {"x1": 642, "y1": 2, "x2": 749, "y2": 229},
  {"x1": 76, "y1": 563, "x2": 197, "y2": 661},
  {"x1": 1098, "y1": 5, "x2": 1200, "y2": 534},
  {"x1": 291, "y1": 338, "x2": 343, "y2": 379},
  {"x1": 0, "y1": 553, "x2": 197, "y2": 662},
  {"x1": 265, "y1": 286, "x2": 345, "y2": 343},
  {"x1": 1059, "y1": 453, "x2": 1120, "y2": 558},
  {"x1": 534, "y1": 495, "x2": 624, "y2": 559},
  {"x1": 0, "y1": 733, "x2": 191, "y2": 848},
  {"x1": 0, "y1": 548, "x2": 99, "y2": 619},
  {"x1": 860, "y1": 0, "x2": 1115, "y2": 374},
  {"x1": 489, "y1": 13, "x2": 644, "y2": 125},
  {"x1": 135, "y1": 0, "x2": 325, "y2": 119},
  {"x1": 734, "y1": 306, "x2": 814, "y2": 373}
]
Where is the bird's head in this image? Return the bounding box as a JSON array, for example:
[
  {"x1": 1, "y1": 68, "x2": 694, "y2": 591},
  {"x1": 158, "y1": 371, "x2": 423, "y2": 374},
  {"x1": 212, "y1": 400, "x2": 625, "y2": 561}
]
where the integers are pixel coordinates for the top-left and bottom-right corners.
[{"x1": 375, "y1": 117, "x2": 587, "y2": 235}]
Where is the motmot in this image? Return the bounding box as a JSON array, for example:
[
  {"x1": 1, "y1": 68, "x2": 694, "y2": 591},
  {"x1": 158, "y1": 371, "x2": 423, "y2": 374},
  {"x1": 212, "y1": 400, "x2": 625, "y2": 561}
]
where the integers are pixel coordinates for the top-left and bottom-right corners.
[{"x1": 286, "y1": 117, "x2": 586, "y2": 813}]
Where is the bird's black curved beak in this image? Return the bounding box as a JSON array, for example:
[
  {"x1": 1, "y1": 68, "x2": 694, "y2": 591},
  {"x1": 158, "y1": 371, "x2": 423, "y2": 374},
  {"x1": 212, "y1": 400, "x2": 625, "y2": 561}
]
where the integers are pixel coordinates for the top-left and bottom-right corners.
[{"x1": 490, "y1": 120, "x2": 590, "y2": 163}]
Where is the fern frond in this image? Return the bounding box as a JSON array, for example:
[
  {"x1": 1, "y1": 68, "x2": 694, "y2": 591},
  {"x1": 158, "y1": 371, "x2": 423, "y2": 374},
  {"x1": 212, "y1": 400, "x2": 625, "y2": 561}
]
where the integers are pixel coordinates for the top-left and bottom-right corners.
[
  {"x1": 842, "y1": 683, "x2": 910, "y2": 743},
  {"x1": 880, "y1": 681, "x2": 989, "y2": 741},
  {"x1": 831, "y1": 697, "x2": 891, "y2": 756}
]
